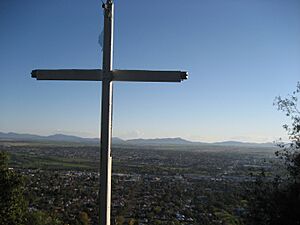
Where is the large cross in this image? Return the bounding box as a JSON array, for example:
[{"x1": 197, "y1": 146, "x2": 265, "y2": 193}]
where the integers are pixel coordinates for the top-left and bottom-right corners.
[{"x1": 31, "y1": 1, "x2": 187, "y2": 225}]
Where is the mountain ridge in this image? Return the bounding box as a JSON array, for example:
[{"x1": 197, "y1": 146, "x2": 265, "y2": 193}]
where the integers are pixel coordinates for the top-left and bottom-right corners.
[{"x1": 0, "y1": 131, "x2": 275, "y2": 147}]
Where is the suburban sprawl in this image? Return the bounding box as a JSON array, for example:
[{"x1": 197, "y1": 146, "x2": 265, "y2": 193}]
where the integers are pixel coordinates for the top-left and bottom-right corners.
[{"x1": 0, "y1": 139, "x2": 278, "y2": 225}]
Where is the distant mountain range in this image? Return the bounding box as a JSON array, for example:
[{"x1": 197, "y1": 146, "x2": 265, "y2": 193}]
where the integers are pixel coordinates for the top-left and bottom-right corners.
[
  {"x1": 0, "y1": 132, "x2": 98, "y2": 143},
  {"x1": 0, "y1": 132, "x2": 276, "y2": 147}
]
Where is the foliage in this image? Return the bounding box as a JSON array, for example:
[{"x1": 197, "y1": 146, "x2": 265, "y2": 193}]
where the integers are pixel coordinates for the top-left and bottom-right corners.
[
  {"x1": 27, "y1": 211, "x2": 62, "y2": 225},
  {"x1": 115, "y1": 215, "x2": 125, "y2": 225},
  {"x1": 77, "y1": 211, "x2": 90, "y2": 225},
  {"x1": 215, "y1": 209, "x2": 242, "y2": 225},
  {"x1": 0, "y1": 151, "x2": 62, "y2": 225},
  {"x1": 0, "y1": 151, "x2": 28, "y2": 225},
  {"x1": 245, "y1": 82, "x2": 300, "y2": 225},
  {"x1": 274, "y1": 82, "x2": 300, "y2": 182},
  {"x1": 128, "y1": 218, "x2": 138, "y2": 225}
]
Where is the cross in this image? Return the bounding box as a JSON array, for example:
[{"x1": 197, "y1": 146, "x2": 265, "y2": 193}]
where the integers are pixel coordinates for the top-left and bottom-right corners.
[{"x1": 31, "y1": 1, "x2": 187, "y2": 225}]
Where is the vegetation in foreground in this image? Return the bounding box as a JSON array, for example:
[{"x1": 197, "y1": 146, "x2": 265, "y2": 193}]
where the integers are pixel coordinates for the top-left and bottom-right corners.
[{"x1": 244, "y1": 82, "x2": 300, "y2": 225}]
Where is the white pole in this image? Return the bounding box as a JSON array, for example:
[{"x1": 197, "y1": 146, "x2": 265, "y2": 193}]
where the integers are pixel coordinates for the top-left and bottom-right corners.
[{"x1": 100, "y1": 1, "x2": 113, "y2": 225}]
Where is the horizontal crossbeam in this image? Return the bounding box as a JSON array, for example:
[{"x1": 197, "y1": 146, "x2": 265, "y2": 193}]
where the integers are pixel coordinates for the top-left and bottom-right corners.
[
  {"x1": 31, "y1": 69, "x2": 103, "y2": 81},
  {"x1": 113, "y1": 70, "x2": 187, "y2": 82},
  {"x1": 31, "y1": 69, "x2": 188, "y2": 82}
]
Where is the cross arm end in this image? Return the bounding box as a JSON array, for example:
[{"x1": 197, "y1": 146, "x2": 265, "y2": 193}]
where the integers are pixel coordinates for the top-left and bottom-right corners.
[
  {"x1": 31, "y1": 70, "x2": 37, "y2": 78},
  {"x1": 180, "y1": 71, "x2": 188, "y2": 81}
]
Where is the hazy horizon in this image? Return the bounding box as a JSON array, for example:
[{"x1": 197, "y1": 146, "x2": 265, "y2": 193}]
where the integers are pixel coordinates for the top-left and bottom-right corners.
[{"x1": 0, "y1": 130, "x2": 284, "y2": 144}]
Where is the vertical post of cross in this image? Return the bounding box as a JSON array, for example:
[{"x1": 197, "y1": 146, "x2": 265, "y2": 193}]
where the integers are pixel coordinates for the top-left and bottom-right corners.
[
  {"x1": 30, "y1": 1, "x2": 187, "y2": 224},
  {"x1": 100, "y1": 1, "x2": 114, "y2": 225}
]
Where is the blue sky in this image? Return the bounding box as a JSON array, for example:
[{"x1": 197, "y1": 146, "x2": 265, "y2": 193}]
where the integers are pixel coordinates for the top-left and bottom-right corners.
[{"x1": 0, "y1": 0, "x2": 299, "y2": 142}]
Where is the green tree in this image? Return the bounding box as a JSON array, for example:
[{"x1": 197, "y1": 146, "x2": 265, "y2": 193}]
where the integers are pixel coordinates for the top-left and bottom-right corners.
[
  {"x1": 78, "y1": 211, "x2": 90, "y2": 225},
  {"x1": 215, "y1": 210, "x2": 242, "y2": 225},
  {"x1": 245, "y1": 82, "x2": 300, "y2": 225},
  {"x1": 0, "y1": 151, "x2": 28, "y2": 225},
  {"x1": 128, "y1": 218, "x2": 138, "y2": 225},
  {"x1": 274, "y1": 82, "x2": 300, "y2": 182},
  {"x1": 154, "y1": 219, "x2": 162, "y2": 225},
  {"x1": 153, "y1": 206, "x2": 161, "y2": 214},
  {"x1": 0, "y1": 151, "x2": 62, "y2": 225},
  {"x1": 27, "y1": 211, "x2": 62, "y2": 225},
  {"x1": 115, "y1": 215, "x2": 125, "y2": 225}
]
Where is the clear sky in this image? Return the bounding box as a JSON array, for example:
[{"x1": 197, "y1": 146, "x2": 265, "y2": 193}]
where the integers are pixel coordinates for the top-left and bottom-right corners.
[{"x1": 0, "y1": 0, "x2": 299, "y2": 142}]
